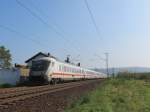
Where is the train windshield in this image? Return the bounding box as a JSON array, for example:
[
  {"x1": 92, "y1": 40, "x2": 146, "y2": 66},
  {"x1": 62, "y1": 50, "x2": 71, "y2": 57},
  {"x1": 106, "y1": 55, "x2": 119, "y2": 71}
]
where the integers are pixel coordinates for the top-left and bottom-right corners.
[{"x1": 31, "y1": 60, "x2": 50, "y2": 71}]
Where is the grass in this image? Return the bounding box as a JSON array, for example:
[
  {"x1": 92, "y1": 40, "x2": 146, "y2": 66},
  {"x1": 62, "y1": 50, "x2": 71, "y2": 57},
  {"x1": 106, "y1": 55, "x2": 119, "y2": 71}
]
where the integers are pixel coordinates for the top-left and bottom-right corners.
[
  {"x1": 0, "y1": 83, "x2": 13, "y2": 88},
  {"x1": 65, "y1": 79, "x2": 150, "y2": 112}
]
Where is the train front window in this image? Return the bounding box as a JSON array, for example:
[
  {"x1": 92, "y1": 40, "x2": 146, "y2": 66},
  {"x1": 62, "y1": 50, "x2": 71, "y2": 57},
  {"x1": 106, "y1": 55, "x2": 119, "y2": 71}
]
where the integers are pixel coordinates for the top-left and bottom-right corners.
[{"x1": 31, "y1": 60, "x2": 50, "y2": 71}]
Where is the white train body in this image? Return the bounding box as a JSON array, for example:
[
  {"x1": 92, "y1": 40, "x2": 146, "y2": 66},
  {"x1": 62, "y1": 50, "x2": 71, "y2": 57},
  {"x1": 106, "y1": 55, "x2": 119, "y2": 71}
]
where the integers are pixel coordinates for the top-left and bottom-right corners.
[{"x1": 29, "y1": 57, "x2": 107, "y2": 83}]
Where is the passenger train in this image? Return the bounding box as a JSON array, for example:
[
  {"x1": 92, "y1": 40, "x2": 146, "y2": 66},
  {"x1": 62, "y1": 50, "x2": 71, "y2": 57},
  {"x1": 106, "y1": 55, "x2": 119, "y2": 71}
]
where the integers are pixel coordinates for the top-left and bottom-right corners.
[{"x1": 29, "y1": 57, "x2": 107, "y2": 84}]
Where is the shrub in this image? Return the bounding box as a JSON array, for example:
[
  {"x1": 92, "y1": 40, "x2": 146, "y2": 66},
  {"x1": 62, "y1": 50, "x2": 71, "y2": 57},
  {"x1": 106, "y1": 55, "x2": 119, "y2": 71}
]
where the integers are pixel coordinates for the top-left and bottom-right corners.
[
  {"x1": 117, "y1": 72, "x2": 150, "y2": 80},
  {"x1": 0, "y1": 83, "x2": 13, "y2": 88}
]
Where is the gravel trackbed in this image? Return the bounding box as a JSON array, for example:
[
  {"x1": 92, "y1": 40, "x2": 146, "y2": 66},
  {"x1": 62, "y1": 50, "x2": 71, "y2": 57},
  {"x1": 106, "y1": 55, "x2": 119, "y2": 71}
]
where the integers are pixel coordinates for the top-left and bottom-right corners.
[{"x1": 0, "y1": 79, "x2": 103, "y2": 112}]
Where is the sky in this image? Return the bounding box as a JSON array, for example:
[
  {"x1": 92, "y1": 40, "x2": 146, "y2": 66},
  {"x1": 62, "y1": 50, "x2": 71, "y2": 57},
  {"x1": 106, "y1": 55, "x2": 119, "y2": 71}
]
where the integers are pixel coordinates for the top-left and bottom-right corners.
[{"x1": 0, "y1": 0, "x2": 150, "y2": 68}]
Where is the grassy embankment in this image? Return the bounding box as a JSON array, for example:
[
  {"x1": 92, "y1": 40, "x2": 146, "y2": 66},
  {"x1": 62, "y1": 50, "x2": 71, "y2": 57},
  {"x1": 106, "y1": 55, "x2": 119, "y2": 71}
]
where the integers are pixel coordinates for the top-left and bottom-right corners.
[{"x1": 66, "y1": 74, "x2": 150, "y2": 112}]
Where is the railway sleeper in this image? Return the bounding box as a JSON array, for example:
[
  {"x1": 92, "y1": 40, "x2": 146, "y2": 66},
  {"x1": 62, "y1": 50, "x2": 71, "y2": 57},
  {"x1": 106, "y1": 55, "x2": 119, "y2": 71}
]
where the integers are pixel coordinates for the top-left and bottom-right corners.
[{"x1": 0, "y1": 105, "x2": 9, "y2": 109}]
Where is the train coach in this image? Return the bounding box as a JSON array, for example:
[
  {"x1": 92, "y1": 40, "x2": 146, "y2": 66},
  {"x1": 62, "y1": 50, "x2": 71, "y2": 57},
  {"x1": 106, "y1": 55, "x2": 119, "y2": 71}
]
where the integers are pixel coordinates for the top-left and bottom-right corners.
[{"x1": 29, "y1": 57, "x2": 107, "y2": 84}]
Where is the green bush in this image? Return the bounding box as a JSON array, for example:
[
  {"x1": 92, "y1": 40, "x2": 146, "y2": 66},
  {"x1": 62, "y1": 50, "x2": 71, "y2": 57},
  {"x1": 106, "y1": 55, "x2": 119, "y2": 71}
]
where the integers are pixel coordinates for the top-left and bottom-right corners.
[
  {"x1": 0, "y1": 83, "x2": 13, "y2": 88},
  {"x1": 117, "y1": 72, "x2": 150, "y2": 80}
]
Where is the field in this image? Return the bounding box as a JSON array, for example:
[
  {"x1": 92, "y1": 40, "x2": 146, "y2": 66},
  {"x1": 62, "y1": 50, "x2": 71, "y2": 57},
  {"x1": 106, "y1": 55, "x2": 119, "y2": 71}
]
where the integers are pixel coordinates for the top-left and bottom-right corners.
[{"x1": 65, "y1": 78, "x2": 150, "y2": 112}]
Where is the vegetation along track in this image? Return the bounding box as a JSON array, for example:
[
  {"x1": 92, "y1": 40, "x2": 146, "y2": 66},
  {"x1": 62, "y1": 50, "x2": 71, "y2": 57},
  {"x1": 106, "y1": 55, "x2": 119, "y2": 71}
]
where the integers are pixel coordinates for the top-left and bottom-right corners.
[{"x1": 0, "y1": 79, "x2": 102, "y2": 109}]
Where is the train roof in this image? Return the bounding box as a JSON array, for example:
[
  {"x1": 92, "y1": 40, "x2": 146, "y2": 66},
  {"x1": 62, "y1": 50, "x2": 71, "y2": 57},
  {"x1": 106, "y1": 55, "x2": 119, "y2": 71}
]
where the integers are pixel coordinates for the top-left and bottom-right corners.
[{"x1": 34, "y1": 57, "x2": 56, "y2": 61}]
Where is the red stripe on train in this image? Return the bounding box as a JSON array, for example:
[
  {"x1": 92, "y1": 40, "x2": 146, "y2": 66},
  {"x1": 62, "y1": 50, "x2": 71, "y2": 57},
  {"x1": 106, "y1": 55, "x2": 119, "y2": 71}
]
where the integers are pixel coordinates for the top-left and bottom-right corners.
[
  {"x1": 53, "y1": 72, "x2": 82, "y2": 76},
  {"x1": 52, "y1": 72, "x2": 98, "y2": 77}
]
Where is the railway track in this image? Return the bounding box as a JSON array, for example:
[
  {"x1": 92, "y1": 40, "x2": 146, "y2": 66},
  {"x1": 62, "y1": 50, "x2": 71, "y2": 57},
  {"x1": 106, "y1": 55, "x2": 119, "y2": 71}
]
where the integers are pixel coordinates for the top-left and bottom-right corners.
[{"x1": 0, "y1": 79, "x2": 101, "y2": 109}]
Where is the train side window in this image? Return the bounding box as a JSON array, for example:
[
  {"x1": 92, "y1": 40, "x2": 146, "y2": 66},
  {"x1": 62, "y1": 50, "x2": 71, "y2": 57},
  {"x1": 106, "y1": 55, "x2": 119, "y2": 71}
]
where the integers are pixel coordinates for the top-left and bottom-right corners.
[
  {"x1": 68, "y1": 67, "x2": 69, "y2": 72},
  {"x1": 59, "y1": 65, "x2": 61, "y2": 71},
  {"x1": 68, "y1": 67, "x2": 70, "y2": 73},
  {"x1": 64, "y1": 66, "x2": 66, "y2": 72},
  {"x1": 65, "y1": 67, "x2": 67, "y2": 72},
  {"x1": 62, "y1": 66, "x2": 64, "y2": 72},
  {"x1": 63, "y1": 66, "x2": 65, "y2": 72}
]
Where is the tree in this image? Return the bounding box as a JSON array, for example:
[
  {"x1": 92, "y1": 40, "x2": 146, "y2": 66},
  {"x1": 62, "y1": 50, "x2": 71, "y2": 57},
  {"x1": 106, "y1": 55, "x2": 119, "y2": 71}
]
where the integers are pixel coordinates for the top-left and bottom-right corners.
[{"x1": 0, "y1": 46, "x2": 12, "y2": 68}]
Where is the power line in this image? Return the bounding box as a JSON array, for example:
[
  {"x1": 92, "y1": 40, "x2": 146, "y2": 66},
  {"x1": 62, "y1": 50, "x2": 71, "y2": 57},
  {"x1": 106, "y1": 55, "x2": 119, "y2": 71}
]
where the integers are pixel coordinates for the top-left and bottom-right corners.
[
  {"x1": 15, "y1": 0, "x2": 80, "y2": 52},
  {"x1": 26, "y1": 0, "x2": 60, "y2": 30},
  {"x1": 0, "y1": 24, "x2": 53, "y2": 51},
  {"x1": 0, "y1": 25, "x2": 42, "y2": 45},
  {"x1": 27, "y1": 0, "x2": 79, "y2": 46},
  {"x1": 0, "y1": 24, "x2": 74, "y2": 55},
  {"x1": 84, "y1": 0, "x2": 101, "y2": 38},
  {"x1": 94, "y1": 54, "x2": 106, "y2": 61},
  {"x1": 84, "y1": 0, "x2": 107, "y2": 69},
  {"x1": 94, "y1": 53, "x2": 109, "y2": 77},
  {"x1": 15, "y1": 0, "x2": 62, "y2": 37}
]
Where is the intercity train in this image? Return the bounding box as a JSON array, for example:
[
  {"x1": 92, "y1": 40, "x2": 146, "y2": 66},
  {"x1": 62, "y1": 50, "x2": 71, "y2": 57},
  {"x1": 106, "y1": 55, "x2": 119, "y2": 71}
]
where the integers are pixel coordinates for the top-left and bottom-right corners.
[{"x1": 29, "y1": 57, "x2": 107, "y2": 84}]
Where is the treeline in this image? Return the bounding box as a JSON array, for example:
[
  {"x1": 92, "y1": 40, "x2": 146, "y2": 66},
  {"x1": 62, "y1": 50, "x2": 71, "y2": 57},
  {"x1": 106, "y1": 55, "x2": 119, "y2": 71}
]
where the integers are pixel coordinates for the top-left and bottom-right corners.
[
  {"x1": 116, "y1": 72, "x2": 150, "y2": 80},
  {"x1": 0, "y1": 46, "x2": 12, "y2": 68}
]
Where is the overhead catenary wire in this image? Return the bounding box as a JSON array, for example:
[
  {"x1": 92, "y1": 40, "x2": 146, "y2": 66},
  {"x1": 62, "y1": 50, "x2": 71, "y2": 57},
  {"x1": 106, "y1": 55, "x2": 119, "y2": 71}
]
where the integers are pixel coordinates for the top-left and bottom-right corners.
[
  {"x1": 84, "y1": 0, "x2": 101, "y2": 39},
  {"x1": 27, "y1": 0, "x2": 81, "y2": 50},
  {"x1": 84, "y1": 0, "x2": 109, "y2": 69},
  {"x1": 0, "y1": 24, "x2": 76, "y2": 57},
  {"x1": 15, "y1": 0, "x2": 81, "y2": 52},
  {"x1": 0, "y1": 24, "x2": 54, "y2": 51},
  {"x1": 0, "y1": 25, "x2": 55, "y2": 63},
  {"x1": 0, "y1": 24, "x2": 74, "y2": 56},
  {"x1": 15, "y1": 0, "x2": 64, "y2": 38},
  {"x1": 26, "y1": 0, "x2": 62, "y2": 31}
]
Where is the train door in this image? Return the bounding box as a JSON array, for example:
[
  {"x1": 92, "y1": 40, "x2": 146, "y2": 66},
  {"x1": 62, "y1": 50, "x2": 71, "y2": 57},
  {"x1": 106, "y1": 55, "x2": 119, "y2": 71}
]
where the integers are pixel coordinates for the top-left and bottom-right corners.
[{"x1": 47, "y1": 61, "x2": 55, "y2": 82}]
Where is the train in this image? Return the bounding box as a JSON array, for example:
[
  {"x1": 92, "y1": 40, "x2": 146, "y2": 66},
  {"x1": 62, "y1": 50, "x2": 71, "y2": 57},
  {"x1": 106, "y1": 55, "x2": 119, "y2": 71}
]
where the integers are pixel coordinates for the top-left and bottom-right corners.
[{"x1": 29, "y1": 57, "x2": 107, "y2": 84}]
